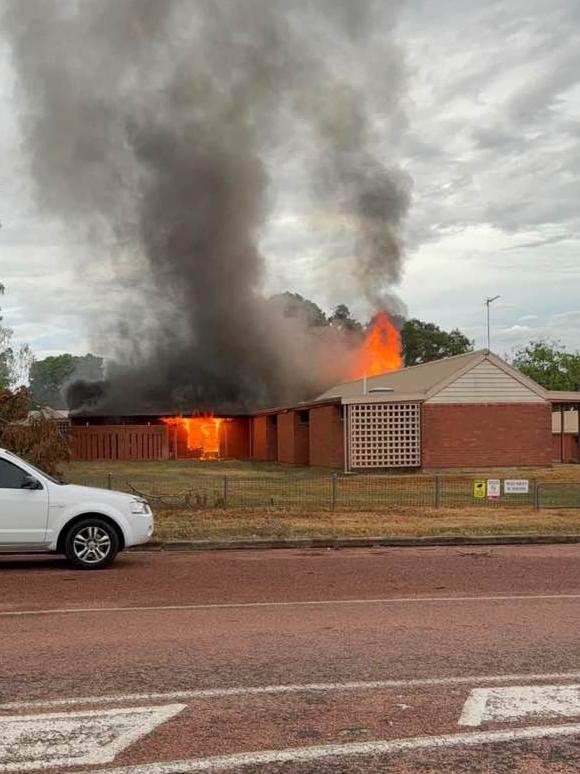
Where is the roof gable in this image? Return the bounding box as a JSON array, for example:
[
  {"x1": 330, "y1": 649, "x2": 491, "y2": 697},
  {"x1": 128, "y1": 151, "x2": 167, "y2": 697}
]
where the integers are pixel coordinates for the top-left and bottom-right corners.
[
  {"x1": 426, "y1": 358, "x2": 546, "y2": 403},
  {"x1": 315, "y1": 350, "x2": 485, "y2": 402},
  {"x1": 315, "y1": 350, "x2": 548, "y2": 404},
  {"x1": 427, "y1": 356, "x2": 547, "y2": 403}
]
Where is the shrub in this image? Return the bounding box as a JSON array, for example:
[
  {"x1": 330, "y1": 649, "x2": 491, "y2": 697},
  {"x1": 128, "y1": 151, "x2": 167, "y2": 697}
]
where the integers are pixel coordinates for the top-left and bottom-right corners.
[{"x1": 0, "y1": 388, "x2": 70, "y2": 476}]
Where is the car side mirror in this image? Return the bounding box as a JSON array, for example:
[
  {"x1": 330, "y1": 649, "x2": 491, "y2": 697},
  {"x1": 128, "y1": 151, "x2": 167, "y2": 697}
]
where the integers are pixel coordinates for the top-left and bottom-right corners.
[{"x1": 21, "y1": 474, "x2": 42, "y2": 490}]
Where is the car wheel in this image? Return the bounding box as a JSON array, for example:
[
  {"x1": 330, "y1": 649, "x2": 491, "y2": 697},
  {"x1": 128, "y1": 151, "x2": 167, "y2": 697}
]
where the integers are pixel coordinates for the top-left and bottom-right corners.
[{"x1": 64, "y1": 518, "x2": 119, "y2": 570}]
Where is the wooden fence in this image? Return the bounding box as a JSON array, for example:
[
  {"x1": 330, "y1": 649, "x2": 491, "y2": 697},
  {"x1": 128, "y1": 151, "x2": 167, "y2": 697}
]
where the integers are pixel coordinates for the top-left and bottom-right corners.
[{"x1": 69, "y1": 425, "x2": 170, "y2": 461}]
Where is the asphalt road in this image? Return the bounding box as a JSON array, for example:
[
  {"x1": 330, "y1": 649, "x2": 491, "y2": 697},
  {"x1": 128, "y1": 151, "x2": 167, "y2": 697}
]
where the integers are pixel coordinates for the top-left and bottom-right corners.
[{"x1": 1, "y1": 545, "x2": 580, "y2": 773}]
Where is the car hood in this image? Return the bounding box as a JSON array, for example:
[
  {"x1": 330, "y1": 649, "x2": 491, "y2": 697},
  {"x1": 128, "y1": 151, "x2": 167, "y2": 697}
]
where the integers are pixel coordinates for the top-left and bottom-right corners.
[{"x1": 47, "y1": 482, "x2": 138, "y2": 507}]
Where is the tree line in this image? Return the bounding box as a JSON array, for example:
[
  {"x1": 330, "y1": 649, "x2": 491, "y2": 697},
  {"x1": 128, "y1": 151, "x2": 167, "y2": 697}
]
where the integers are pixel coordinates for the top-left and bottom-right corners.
[
  {"x1": 272, "y1": 292, "x2": 580, "y2": 391},
  {"x1": 271, "y1": 292, "x2": 474, "y2": 367},
  {"x1": 2, "y1": 285, "x2": 580, "y2": 409}
]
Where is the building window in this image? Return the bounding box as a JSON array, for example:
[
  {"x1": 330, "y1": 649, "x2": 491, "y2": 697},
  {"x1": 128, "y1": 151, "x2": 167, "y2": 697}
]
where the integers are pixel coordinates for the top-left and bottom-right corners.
[
  {"x1": 298, "y1": 410, "x2": 310, "y2": 424},
  {"x1": 348, "y1": 402, "x2": 421, "y2": 468}
]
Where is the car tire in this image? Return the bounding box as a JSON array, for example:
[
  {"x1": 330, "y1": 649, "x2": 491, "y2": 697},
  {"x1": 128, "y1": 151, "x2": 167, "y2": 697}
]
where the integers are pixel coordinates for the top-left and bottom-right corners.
[{"x1": 64, "y1": 517, "x2": 120, "y2": 570}]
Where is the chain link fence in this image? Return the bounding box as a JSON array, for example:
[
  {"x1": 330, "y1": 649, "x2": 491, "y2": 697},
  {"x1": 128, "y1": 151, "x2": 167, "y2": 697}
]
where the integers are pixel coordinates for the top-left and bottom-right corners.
[{"x1": 69, "y1": 472, "x2": 580, "y2": 511}]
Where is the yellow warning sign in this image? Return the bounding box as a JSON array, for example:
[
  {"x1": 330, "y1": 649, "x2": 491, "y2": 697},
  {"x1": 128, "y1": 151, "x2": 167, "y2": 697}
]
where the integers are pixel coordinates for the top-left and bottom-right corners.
[{"x1": 473, "y1": 481, "x2": 486, "y2": 498}]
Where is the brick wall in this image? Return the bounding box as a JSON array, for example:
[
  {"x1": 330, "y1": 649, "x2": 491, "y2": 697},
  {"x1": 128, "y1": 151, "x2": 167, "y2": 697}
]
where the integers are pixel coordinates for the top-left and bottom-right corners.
[
  {"x1": 309, "y1": 404, "x2": 344, "y2": 469},
  {"x1": 220, "y1": 418, "x2": 250, "y2": 459},
  {"x1": 422, "y1": 403, "x2": 553, "y2": 468},
  {"x1": 277, "y1": 412, "x2": 295, "y2": 464},
  {"x1": 251, "y1": 415, "x2": 278, "y2": 461},
  {"x1": 294, "y1": 415, "x2": 309, "y2": 466},
  {"x1": 276, "y1": 411, "x2": 310, "y2": 465}
]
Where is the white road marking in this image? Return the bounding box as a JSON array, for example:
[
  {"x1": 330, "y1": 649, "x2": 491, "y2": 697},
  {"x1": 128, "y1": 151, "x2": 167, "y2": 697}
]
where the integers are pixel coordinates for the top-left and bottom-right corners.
[
  {"x1": 0, "y1": 703, "x2": 184, "y2": 772},
  {"x1": 67, "y1": 723, "x2": 580, "y2": 773},
  {"x1": 459, "y1": 684, "x2": 580, "y2": 727},
  {"x1": 2, "y1": 592, "x2": 580, "y2": 618},
  {"x1": 3, "y1": 671, "x2": 580, "y2": 712}
]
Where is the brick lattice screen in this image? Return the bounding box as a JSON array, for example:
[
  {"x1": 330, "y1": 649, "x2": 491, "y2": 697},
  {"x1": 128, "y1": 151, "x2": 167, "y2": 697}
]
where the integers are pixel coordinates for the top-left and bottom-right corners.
[{"x1": 348, "y1": 402, "x2": 421, "y2": 468}]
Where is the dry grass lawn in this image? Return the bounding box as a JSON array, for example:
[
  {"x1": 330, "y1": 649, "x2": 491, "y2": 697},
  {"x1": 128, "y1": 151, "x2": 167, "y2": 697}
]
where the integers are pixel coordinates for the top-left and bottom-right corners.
[
  {"x1": 153, "y1": 505, "x2": 580, "y2": 542},
  {"x1": 65, "y1": 459, "x2": 331, "y2": 488},
  {"x1": 65, "y1": 459, "x2": 580, "y2": 489}
]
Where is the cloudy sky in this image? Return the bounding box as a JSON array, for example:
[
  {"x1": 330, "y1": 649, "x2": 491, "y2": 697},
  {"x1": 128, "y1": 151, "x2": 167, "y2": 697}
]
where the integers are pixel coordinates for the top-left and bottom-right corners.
[{"x1": 1, "y1": 0, "x2": 579, "y2": 363}]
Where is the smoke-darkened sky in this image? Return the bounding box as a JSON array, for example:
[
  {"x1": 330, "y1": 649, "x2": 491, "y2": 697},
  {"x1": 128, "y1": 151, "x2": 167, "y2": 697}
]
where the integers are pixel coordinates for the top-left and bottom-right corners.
[
  {"x1": 1, "y1": 0, "x2": 580, "y2": 375},
  {"x1": 2, "y1": 0, "x2": 411, "y2": 411}
]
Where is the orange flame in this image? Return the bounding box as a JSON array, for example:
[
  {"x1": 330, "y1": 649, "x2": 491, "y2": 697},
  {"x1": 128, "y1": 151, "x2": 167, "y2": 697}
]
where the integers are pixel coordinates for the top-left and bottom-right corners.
[
  {"x1": 352, "y1": 311, "x2": 402, "y2": 379},
  {"x1": 162, "y1": 416, "x2": 222, "y2": 458}
]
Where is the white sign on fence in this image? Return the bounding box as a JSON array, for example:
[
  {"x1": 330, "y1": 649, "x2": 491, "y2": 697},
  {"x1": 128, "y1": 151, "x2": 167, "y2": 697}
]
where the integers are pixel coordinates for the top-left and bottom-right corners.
[
  {"x1": 487, "y1": 479, "x2": 501, "y2": 499},
  {"x1": 504, "y1": 479, "x2": 529, "y2": 494}
]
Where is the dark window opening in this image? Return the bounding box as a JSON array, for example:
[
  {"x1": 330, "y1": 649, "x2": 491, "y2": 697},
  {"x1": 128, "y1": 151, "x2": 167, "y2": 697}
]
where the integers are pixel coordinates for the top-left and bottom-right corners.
[
  {"x1": 268, "y1": 415, "x2": 278, "y2": 426},
  {"x1": 298, "y1": 410, "x2": 310, "y2": 424}
]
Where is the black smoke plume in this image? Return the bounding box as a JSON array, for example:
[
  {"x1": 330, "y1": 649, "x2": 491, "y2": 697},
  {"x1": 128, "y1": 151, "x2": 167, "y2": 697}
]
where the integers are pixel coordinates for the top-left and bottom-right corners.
[{"x1": 3, "y1": 0, "x2": 410, "y2": 413}]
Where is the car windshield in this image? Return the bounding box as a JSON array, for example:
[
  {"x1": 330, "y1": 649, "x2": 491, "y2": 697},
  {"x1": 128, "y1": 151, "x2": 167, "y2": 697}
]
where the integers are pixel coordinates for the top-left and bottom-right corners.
[{"x1": 3, "y1": 450, "x2": 67, "y2": 485}]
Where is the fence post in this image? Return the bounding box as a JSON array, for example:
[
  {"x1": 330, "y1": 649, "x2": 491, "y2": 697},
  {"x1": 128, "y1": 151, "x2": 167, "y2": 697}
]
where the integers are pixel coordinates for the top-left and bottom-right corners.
[
  {"x1": 434, "y1": 475, "x2": 441, "y2": 508},
  {"x1": 534, "y1": 481, "x2": 540, "y2": 511},
  {"x1": 107, "y1": 472, "x2": 112, "y2": 490},
  {"x1": 223, "y1": 475, "x2": 229, "y2": 508},
  {"x1": 331, "y1": 473, "x2": 338, "y2": 510}
]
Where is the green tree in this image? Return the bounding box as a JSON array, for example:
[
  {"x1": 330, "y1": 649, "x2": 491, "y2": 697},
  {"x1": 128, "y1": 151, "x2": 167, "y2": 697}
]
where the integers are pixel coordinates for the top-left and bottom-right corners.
[
  {"x1": 269, "y1": 292, "x2": 327, "y2": 327},
  {"x1": 0, "y1": 283, "x2": 32, "y2": 389},
  {"x1": 402, "y1": 319, "x2": 473, "y2": 366},
  {"x1": 511, "y1": 340, "x2": 580, "y2": 391},
  {"x1": 328, "y1": 304, "x2": 363, "y2": 333},
  {"x1": 29, "y1": 353, "x2": 104, "y2": 409}
]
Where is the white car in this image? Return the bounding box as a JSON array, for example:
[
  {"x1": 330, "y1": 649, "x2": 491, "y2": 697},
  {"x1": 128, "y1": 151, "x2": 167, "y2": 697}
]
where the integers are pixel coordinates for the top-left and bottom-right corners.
[{"x1": 0, "y1": 447, "x2": 154, "y2": 569}]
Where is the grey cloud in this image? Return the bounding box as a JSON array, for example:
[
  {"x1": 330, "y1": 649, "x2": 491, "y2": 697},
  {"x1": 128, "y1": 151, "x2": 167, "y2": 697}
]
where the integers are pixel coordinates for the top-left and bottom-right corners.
[
  {"x1": 471, "y1": 125, "x2": 518, "y2": 151},
  {"x1": 399, "y1": 0, "x2": 580, "y2": 243},
  {"x1": 503, "y1": 234, "x2": 573, "y2": 250}
]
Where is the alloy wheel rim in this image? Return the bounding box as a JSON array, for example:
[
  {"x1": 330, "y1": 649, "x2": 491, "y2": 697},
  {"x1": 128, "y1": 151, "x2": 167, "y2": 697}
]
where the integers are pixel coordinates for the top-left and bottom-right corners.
[{"x1": 73, "y1": 526, "x2": 111, "y2": 563}]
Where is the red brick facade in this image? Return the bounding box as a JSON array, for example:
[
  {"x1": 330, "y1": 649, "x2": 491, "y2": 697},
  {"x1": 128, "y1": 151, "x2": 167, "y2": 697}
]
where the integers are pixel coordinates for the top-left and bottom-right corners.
[
  {"x1": 277, "y1": 412, "x2": 294, "y2": 464},
  {"x1": 220, "y1": 418, "x2": 250, "y2": 459},
  {"x1": 309, "y1": 405, "x2": 344, "y2": 468},
  {"x1": 422, "y1": 403, "x2": 553, "y2": 468},
  {"x1": 294, "y1": 415, "x2": 310, "y2": 466},
  {"x1": 70, "y1": 401, "x2": 555, "y2": 469},
  {"x1": 251, "y1": 415, "x2": 278, "y2": 461},
  {"x1": 277, "y1": 411, "x2": 310, "y2": 465}
]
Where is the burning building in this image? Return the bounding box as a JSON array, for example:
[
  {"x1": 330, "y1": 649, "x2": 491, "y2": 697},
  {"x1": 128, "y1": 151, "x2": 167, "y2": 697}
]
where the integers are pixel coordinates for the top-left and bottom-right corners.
[
  {"x1": 69, "y1": 316, "x2": 562, "y2": 470},
  {"x1": 68, "y1": 413, "x2": 252, "y2": 464},
  {"x1": 245, "y1": 349, "x2": 557, "y2": 470},
  {"x1": 68, "y1": 311, "x2": 401, "y2": 464}
]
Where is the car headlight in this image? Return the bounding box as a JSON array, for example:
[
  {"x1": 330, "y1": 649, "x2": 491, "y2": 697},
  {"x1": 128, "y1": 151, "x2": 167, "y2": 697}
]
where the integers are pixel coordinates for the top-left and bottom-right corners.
[{"x1": 129, "y1": 497, "x2": 150, "y2": 514}]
